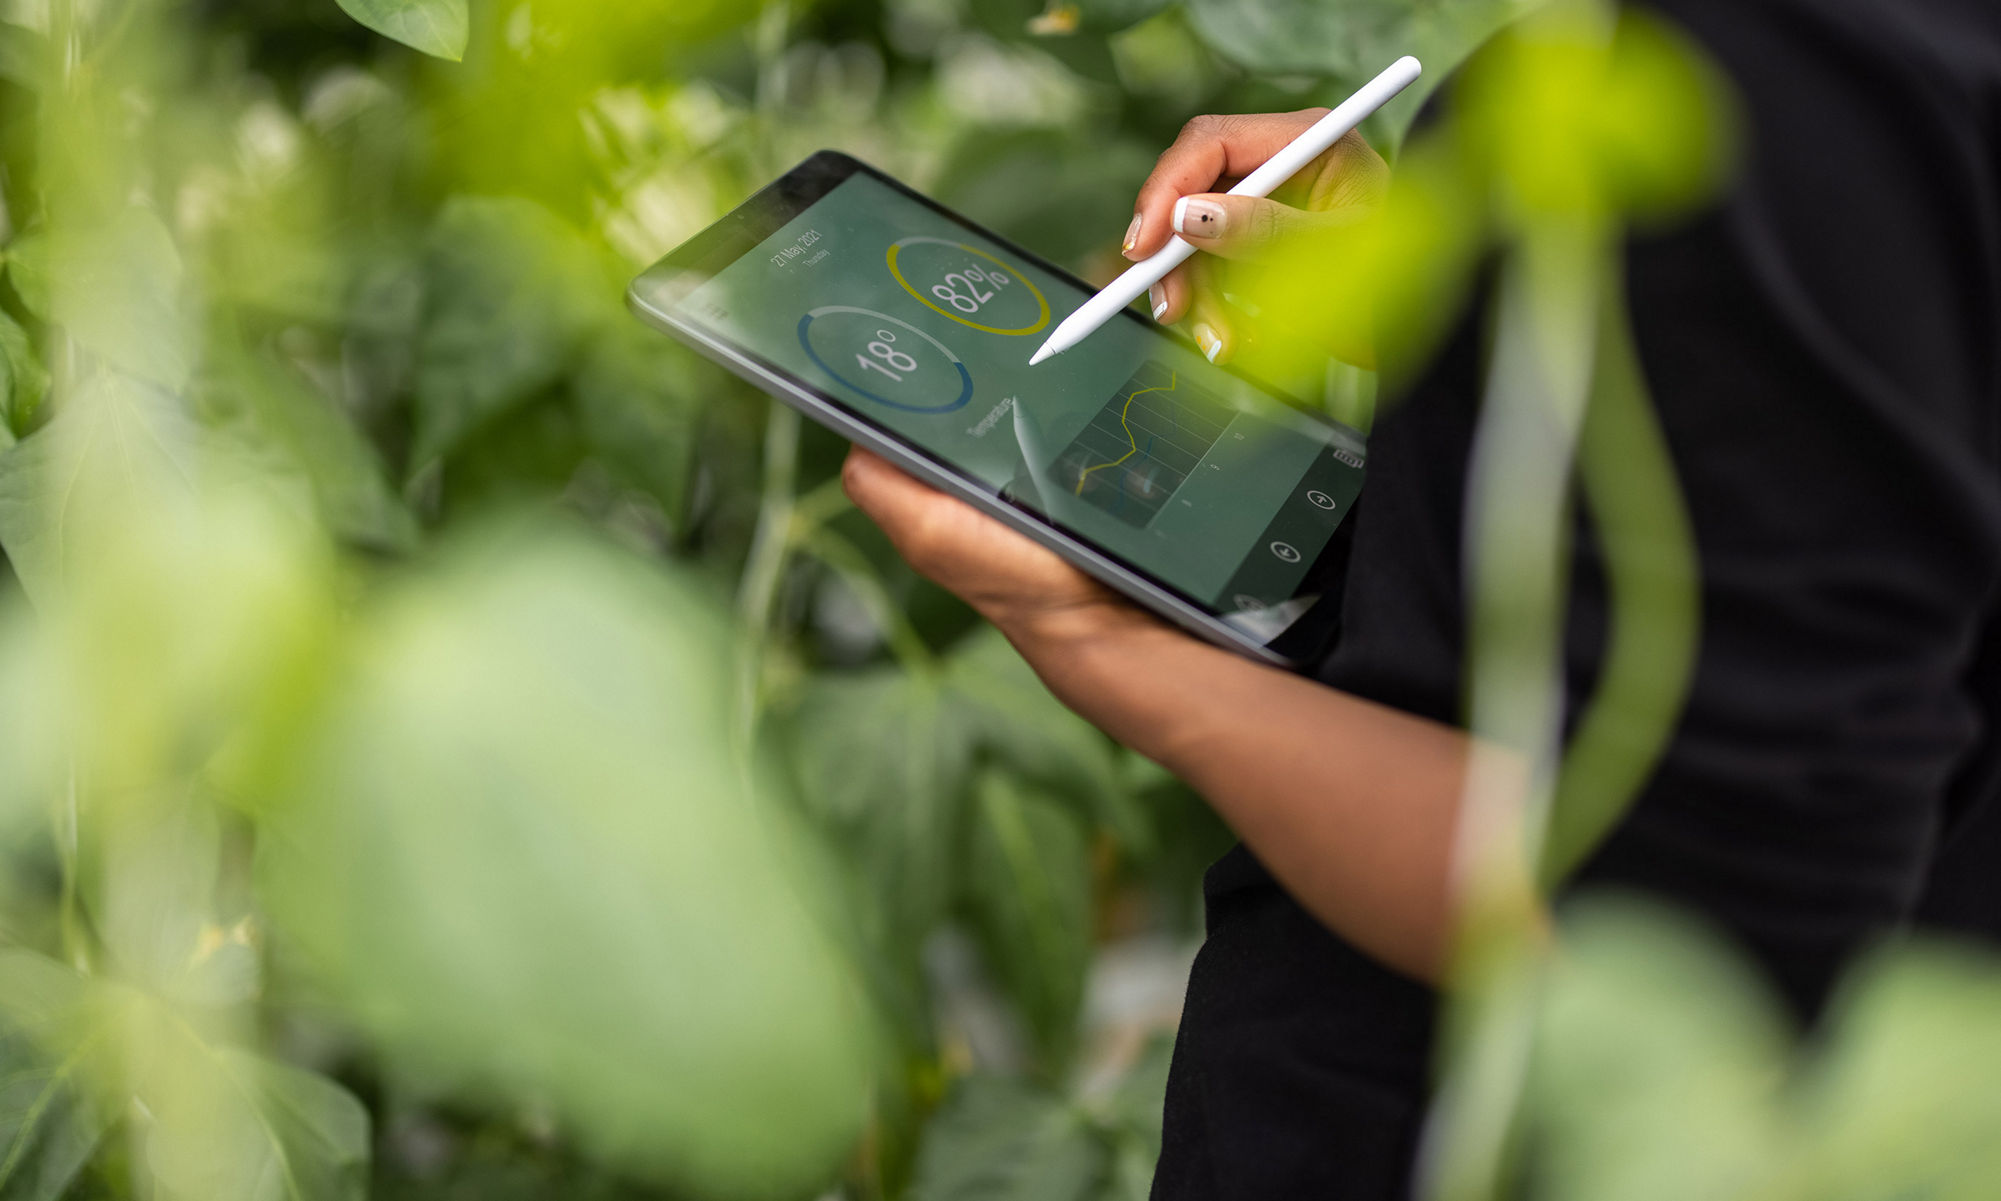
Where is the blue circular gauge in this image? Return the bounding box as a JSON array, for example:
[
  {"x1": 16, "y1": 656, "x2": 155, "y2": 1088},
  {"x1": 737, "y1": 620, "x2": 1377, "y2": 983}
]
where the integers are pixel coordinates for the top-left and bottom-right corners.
[{"x1": 798, "y1": 305, "x2": 975, "y2": 414}]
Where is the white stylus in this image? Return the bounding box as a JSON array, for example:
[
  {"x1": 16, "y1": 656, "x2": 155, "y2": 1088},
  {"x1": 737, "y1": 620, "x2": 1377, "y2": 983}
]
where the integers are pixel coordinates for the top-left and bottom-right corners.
[{"x1": 1027, "y1": 55, "x2": 1422, "y2": 367}]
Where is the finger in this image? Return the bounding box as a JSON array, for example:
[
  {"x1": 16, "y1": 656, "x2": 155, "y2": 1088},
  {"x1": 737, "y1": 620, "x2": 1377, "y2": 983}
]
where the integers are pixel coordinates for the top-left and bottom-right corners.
[
  {"x1": 1187, "y1": 257, "x2": 1238, "y2": 365},
  {"x1": 1171, "y1": 193, "x2": 1344, "y2": 263},
  {"x1": 842, "y1": 447, "x2": 1000, "y2": 580},
  {"x1": 1125, "y1": 109, "x2": 1326, "y2": 260},
  {"x1": 1148, "y1": 264, "x2": 1194, "y2": 326},
  {"x1": 841, "y1": 446, "x2": 939, "y2": 537}
]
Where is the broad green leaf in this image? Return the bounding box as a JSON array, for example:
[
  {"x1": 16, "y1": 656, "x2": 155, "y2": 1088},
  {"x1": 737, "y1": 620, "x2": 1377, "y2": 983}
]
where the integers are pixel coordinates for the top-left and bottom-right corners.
[
  {"x1": 908, "y1": 1075, "x2": 1109, "y2": 1201},
  {"x1": 1070, "y1": 0, "x2": 1175, "y2": 35},
  {"x1": 335, "y1": 0, "x2": 469, "y2": 62},
  {"x1": 0, "y1": 21, "x2": 47, "y2": 92},
  {"x1": 4, "y1": 231, "x2": 50, "y2": 321},
  {"x1": 792, "y1": 664, "x2": 975, "y2": 942},
  {"x1": 948, "y1": 628, "x2": 1144, "y2": 853},
  {"x1": 1793, "y1": 943, "x2": 2001, "y2": 1199},
  {"x1": 411, "y1": 197, "x2": 606, "y2": 468},
  {"x1": 1528, "y1": 900, "x2": 1790, "y2": 1201},
  {"x1": 1182, "y1": 0, "x2": 1517, "y2": 138},
  {"x1": 962, "y1": 771, "x2": 1093, "y2": 1071},
  {"x1": 572, "y1": 326, "x2": 704, "y2": 523},
  {"x1": 257, "y1": 526, "x2": 874, "y2": 1197},
  {"x1": 0, "y1": 373, "x2": 201, "y2": 609},
  {"x1": 203, "y1": 344, "x2": 418, "y2": 552},
  {"x1": 0, "y1": 952, "x2": 106, "y2": 1201},
  {"x1": 49, "y1": 208, "x2": 191, "y2": 391},
  {"x1": 0, "y1": 309, "x2": 49, "y2": 442}
]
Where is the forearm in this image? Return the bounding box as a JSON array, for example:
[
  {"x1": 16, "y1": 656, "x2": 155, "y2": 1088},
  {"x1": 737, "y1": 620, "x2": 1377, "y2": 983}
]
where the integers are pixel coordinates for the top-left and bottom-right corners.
[{"x1": 1000, "y1": 612, "x2": 1481, "y2": 983}]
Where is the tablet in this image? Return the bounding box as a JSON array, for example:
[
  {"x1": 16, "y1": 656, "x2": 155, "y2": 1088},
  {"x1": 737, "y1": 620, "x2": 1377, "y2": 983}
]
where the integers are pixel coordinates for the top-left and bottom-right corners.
[{"x1": 627, "y1": 151, "x2": 1365, "y2": 669}]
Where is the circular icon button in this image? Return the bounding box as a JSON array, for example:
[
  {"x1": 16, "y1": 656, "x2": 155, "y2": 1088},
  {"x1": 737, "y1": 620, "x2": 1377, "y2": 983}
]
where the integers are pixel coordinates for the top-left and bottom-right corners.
[
  {"x1": 1270, "y1": 541, "x2": 1301, "y2": 563},
  {"x1": 1306, "y1": 489, "x2": 1336, "y2": 510}
]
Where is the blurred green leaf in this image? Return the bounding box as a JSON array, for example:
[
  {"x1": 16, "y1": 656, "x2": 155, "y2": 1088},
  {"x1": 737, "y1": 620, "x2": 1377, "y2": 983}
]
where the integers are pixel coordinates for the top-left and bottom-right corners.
[
  {"x1": 949, "y1": 629, "x2": 1145, "y2": 854},
  {"x1": 793, "y1": 663, "x2": 975, "y2": 942},
  {"x1": 1793, "y1": 943, "x2": 2001, "y2": 1198},
  {"x1": 335, "y1": 0, "x2": 469, "y2": 63},
  {"x1": 0, "y1": 952, "x2": 108, "y2": 1201},
  {"x1": 4, "y1": 231, "x2": 51, "y2": 322},
  {"x1": 257, "y1": 525, "x2": 874, "y2": 1198},
  {"x1": 1071, "y1": 0, "x2": 1177, "y2": 35},
  {"x1": 963, "y1": 770, "x2": 1093, "y2": 1071},
  {"x1": 412, "y1": 198, "x2": 606, "y2": 468},
  {"x1": 0, "y1": 309, "x2": 49, "y2": 442},
  {"x1": 50, "y1": 209, "x2": 190, "y2": 392},
  {"x1": 0, "y1": 21, "x2": 47, "y2": 92},
  {"x1": 204, "y1": 346, "x2": 418, "y2": 553},
  {"x1": 1528, "y1": 900, "x2": 1788, "y2": 1201},
  {"x1": 0, "y1": 374, "x2": 200, "y2": 609},
  {"x1": 142, "y1": 1044, "x2": 370, "y2": 1201},
  {"x1": 571, "y1": 326, "x2": 704, "y2": 522},
  {"x1": 908, "y1": 1076, "x2": 1108, "y2": 1201}
]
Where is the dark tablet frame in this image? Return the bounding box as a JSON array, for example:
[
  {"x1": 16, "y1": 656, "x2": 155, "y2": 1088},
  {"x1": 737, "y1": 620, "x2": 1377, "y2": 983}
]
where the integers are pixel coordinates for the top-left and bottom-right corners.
[{"x1": 627, "y1": 150, "x2": 1360, "y2": 670}]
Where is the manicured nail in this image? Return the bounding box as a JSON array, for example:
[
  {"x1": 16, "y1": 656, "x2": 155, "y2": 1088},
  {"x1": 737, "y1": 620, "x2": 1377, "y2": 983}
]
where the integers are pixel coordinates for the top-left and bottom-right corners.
[
  {"x1": 1194, "y1": 323, "x2": 1222, "y2": 362},
  {"x1": 1173, "y1": 197, "x2": 1226, "y2": 239},
  {"x1": 1150, "y1": 284, "x2": 1167, "y2": 321},
  {"x1": 1122, "y1": 212, "x2": 1143, "y2": 257}
]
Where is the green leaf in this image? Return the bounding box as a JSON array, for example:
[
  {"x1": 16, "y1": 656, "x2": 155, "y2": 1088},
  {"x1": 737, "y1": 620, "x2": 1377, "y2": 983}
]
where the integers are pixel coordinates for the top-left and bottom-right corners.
[
  {"x1": 335, "y1": 0, "x2": 469, "y2": 62},
  {"x1": 0, "y1": 373, "x2": 201, "y2": 609},
  {"x1": 1071, "y1": 0, "x2": 1175, "y2": 35},
  {"x1": 0, "y1": 309, "x2": 49, "y2": 442},
  {"x1": 949, "y1": 628, "x2": 1145, "y2": 854},
  {"x1": 908, "y1": 1075, "x2": 1109, "y2": 1201},
  {"x1": 963, "y1": 771, "x2": 1093, "y2": 1071},
  {"x1": 1793, "y1": 943, "x2": 2001, "y2": 1198},
  {"x1": 1527, "y1": 900, "x2": 1790, "y2": 1201},
  {"x1": 49, "y1": 208, "x2": 191, "y2": 391},
  {"x1": 4, "y1": 230, "x2": 50, "y2": 322},
  {"x1": 257, "y1": 525, "x2": 874, "y2": 1197},
  {"x1": 792, "y1": 664, "x2": 975, "y2": 943},
  {"x1": 411, "y1": 197, "x2": 606, "y2": 468},
  {"x1": 203, "y1": 343, "x2": 418, "y2": 552},
  {"x1": 0, "y1": 21, "x2": 47, "y2": 92},
  {"x1": 0, "y1": 952, "x2": 107, "y2": 1201},
  {"x1": 572, "y1": 326, "x2": 704, "y2": 522}
]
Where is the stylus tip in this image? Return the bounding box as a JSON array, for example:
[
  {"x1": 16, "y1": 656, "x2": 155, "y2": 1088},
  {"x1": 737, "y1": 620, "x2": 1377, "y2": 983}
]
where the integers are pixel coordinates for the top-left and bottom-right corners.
[{"x1": 1028, "y1": 343, "x2": 1056, "y2": 366}]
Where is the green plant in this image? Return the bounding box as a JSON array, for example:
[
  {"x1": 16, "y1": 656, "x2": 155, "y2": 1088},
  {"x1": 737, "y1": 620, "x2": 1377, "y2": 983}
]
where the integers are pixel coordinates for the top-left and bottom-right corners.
[{"x1": 0, "y1": 2, "x2": 1990, "y2": 1201}]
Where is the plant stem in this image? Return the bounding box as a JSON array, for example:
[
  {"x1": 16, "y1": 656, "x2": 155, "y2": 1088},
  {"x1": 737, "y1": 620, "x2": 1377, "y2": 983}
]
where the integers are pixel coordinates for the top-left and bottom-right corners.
[{"x1": 735, "y1": 401, "x2": 801, "y2": 742}]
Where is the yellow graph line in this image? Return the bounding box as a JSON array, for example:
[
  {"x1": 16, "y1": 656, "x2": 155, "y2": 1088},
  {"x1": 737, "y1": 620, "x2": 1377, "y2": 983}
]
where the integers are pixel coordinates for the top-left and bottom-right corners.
[{"x1": 1075, "y1": 370, "x2": 1178, "y2": 495}]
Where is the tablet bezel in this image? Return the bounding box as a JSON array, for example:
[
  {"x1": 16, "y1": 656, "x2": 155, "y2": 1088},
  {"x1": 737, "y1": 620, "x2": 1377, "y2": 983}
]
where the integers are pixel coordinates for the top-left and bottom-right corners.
[{"x1": 627, "y1": 150, "x2": 1357, "y2": 670}]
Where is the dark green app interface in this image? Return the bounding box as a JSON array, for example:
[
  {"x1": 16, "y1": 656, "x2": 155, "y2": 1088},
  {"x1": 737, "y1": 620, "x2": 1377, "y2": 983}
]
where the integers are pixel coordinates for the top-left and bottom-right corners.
[{"x1": 679, "y1": 173, "x2": 1364, "y2": 615}]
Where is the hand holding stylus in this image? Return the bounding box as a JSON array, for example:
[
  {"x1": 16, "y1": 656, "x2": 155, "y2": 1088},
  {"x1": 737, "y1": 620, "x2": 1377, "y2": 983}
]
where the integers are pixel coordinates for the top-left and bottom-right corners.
[{"x1": 1029, "y1": 55, "x2": 1418, "y2": 367}]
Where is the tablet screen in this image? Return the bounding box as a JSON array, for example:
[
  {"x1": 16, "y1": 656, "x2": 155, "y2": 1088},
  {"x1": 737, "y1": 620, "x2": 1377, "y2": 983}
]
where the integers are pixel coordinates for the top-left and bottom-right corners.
[{"x1": 658, "y1": 162, "x2": 1364, "y2": 622}]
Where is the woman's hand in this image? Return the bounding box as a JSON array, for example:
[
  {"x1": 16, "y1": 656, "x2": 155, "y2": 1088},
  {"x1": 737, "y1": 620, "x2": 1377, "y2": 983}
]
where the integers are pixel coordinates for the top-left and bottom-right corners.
[
  {"x1": 840, "y1": 447, "x2": 1159, "y2": 652},
  {"x1": 1122, "y1": 112, "x2": 1389, "y2": 366}
]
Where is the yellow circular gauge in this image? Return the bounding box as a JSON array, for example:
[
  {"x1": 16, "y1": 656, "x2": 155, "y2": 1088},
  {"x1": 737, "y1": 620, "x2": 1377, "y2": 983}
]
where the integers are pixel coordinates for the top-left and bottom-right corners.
[{"x1": 886, "y1": 237, "x2": 1050, "y2": 337}]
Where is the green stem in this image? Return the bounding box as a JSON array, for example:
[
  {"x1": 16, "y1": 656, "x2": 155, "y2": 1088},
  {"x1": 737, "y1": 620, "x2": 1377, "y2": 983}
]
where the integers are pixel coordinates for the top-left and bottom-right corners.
[
  {"x1": 1424, "y1": 218, "x2": 1605, "y2": 1201},
  {"x1": 794, "y1": 525, "x2": 935, "y2": 673},
  {"x1": 735, "y1": 401, "x2": 801, "y2": 741}
]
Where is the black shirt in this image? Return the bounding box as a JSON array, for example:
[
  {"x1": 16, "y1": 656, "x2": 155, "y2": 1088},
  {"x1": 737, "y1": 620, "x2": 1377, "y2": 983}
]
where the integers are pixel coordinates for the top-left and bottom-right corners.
[{"x1": 1152, "y1": 0, "x2": 2001, "y2": 1196}]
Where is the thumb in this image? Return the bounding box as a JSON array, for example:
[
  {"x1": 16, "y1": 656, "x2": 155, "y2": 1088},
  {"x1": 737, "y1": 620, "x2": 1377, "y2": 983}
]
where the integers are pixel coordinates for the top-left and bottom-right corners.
[{"x1": 1170, "y1": 193, "x2": 1331, "y2": 262}]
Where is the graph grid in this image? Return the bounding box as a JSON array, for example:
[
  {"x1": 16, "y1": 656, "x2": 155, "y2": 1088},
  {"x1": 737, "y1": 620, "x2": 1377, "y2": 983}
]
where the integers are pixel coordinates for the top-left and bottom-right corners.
[{"x1": 1055, "y1": 361, "x2": 1228, "y2": 527}]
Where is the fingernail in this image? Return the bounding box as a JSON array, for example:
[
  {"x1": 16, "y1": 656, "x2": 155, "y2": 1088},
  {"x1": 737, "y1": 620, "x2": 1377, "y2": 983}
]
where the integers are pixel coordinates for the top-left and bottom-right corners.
[
  {"x1": 1194, "y1": 323, "x2": 1222, "y2": 362},
  {"x1": 1150, "y1": 284, "x2": 1167, "y2": 321},
  {"x1": 1122, "y1": 212, "x2": 1143, "y2": 257},
  {"x1": 1173, "y1": 197, "x2": 1226, "y2": 239}
]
